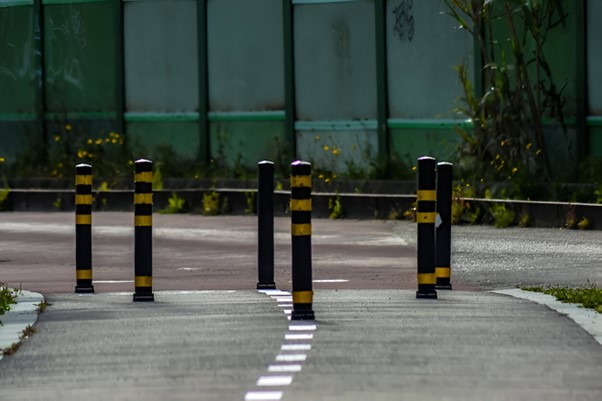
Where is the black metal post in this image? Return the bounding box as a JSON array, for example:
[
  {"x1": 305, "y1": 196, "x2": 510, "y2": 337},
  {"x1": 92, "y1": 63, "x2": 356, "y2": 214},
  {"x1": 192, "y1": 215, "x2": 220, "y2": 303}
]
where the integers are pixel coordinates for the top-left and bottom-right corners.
[
  {"x1": 416, "y1": 156, "x2": 437, "y2": 299},
  {"x1": 290, "y1": 160, "x2": 314, "y2": 320},
  {"x1": 436, "y1": 162, "x2": 453, "y2": 290},
  {"x1": 75, "y1": 163, "x2": 94, "y2": 294},
  {"x1": 133, "y1": 159, "x2": 154, "y2": 302},
  {"x1": 257, "y1": 160, "x2": 276, "y2": 290}
]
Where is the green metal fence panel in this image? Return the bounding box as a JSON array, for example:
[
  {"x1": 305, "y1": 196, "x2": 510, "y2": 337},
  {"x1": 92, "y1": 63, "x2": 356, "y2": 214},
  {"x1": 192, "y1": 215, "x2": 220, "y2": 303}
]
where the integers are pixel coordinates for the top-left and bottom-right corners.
[
  {"x1": 294, "y1": 0, "x2": 377, "y2": 121},
  {"x1": 43, "y1": 0, "x2": 116, "y2": 113},
  {"x1": 207, "y1": 0, "x2": 284, "y2": 112},
  {"x1": 0, "y1": 2, "x2": 36, "y2": 114},
  {"x1": 386, "y1": 0, "x2": 472, "y2": 119},
  {"x1": 124, "y1": 0, "x2": 198, "y2": 112}
]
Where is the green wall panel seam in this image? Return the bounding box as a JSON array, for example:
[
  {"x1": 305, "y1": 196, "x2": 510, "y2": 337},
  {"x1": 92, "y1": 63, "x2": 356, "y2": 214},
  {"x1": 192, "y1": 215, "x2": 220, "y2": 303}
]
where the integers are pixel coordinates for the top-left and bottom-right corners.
[
  {"x1": 0, "y1": 0, "x2": 33, "y2": 7},
  {"x1": 42, "y1": 0, "x2": 108, "y2": 5},
  {"x1": 587, "y1": 116, "x2": 602, "y2": 127},
  {"x1": 387, "y1": 119, "x2": 474, "y2": 130}
]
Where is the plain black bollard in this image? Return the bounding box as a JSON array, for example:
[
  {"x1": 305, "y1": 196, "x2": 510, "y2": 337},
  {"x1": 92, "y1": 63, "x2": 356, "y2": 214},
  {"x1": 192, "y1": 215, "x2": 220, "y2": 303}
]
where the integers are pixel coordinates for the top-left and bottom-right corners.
[
  {"x1": 75, "y1": 163, "x2": 95, "y2": 294},
  {"x1": 133, "y1": 159, "x2": 154, "y2": 302},
  {"x1": 290, "y1": 160, "x2": 315, "y2": 320},
  {"x1": 257, "y1": 160, "x2": 276, "y2": 289},
  {"x1": 436, "y1": 162, "x2": 453, "y2": 290},
  {"x1": 416, "y1": 156, "x2": 438, "y2": 299}
]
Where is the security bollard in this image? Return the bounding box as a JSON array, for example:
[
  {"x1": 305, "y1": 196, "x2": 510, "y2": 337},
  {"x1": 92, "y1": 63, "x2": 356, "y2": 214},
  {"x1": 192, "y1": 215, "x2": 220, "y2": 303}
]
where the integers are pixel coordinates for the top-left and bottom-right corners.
[
  {"x1": 75, "y1": 163, "x2": 95, "y2": 294},
  {"x1": 290, "y1": 160, "x2": 315, "y2": 320},
  {"x1": 416, "y1": 156, "x2": 438, "y2": 299},
  {"x1": 133, "y1": 159, "x2": 154, "y2": 302},
  {"x1": 257, "y1": 161, "x2": 276, "y2": 289},
  {"x1": 436, "y1": 162, "x2": 453, "y2": 290}
]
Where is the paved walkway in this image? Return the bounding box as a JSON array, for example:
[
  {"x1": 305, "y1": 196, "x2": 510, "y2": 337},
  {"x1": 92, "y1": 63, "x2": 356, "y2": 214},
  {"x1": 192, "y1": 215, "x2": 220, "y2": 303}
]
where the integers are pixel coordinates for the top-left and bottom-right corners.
[{"x1": 0, "y1": 213, "x2": 601, "y2": 400}]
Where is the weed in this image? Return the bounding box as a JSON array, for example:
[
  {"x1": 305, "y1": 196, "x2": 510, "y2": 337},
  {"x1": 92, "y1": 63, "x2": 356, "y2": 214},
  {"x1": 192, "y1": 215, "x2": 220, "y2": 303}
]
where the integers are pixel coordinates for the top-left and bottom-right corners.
[
  {"x1": 490, "y1": 203, "x2": 515, "y2": 228},
  {"x1": 577, "y1": 217, "x2": 592, "y2": 230},
  {"x1": 2, "y1": 325, "x2": 38, "y2": 356},
  {"x1": 0, "y1": 283, "x2": 17, "y2": 316},
  {"x1": 0, "y1": 178, "x2": 9, "y2": 211},
  {"x1": 52, "y1": 197, "x2": 62, "y2": 210},
  {"x1": 160, "y1": 193, "x2": 187, "y2": 214},
  {"x1": 37, "y1": 301, "x2": 50, "y2": 314},
  {"x1": 153, "y1": 166, "x2": 164, "y2": 191},
  {"x1": 328, "y1": 195, "x2": 344, "y2": 219},
  {"x1": 524, "y1": 284, "x2": 602, "y2": 314},
  {"x1": 244, "y1": 191, "x2": 256, "y2": 214},
  {"x1": 518, "y1": 212, "x2": 531, "y2": 228},
  {"x1": 202, "y1": 191, "x2": 220, "y2": 216}
]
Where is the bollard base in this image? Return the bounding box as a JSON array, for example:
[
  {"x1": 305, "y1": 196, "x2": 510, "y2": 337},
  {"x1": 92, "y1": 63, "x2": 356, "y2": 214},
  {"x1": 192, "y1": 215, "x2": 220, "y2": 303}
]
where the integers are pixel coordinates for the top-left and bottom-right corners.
[
  {"x1": 435, "y1": 283, "x2": 452, "y2": 290},
  {"x1": 75, "y1": 285, "x2": 95, "y2": 294},
  {"x1": 257, "y1": 282, "x2": 276, "y2": 290},
  {"x1": 416, "y1": 291, "x2": 438, "y2": 299},
  {"x1": 291, "y1": 309, "x2": 315, "y2": 321},
  {"x1": 133, "y1": 293, "x2": 155, "y2": 302}
]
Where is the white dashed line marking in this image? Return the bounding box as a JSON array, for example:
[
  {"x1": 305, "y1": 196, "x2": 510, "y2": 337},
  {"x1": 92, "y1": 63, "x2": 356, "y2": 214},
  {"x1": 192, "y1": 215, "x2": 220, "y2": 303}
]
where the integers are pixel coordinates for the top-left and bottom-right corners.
[
  {"x1": 268, "y1": 364, "x2": 303, "y2": 373},
  {"x1": 245, "y1": 289, "x2": 317, "y2": 400},
  {"x1": 285, "y1": 333, "x2": 313, "y2": 340},
  {"x1": 257, "y1": 376, "x2": 294, "y2": 386},
  {"x1": 275, "y1": 354, "x2": 307, "y2": 362},
  {"x1": 244, "y1": 391, "x2": 283, "y2": 401}
]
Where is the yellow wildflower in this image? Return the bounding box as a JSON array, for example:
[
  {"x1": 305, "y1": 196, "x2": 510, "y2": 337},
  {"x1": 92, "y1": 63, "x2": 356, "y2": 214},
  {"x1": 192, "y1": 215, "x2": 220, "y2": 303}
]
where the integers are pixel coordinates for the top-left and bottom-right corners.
[
  {"x1": 65, "y1": 124, "x2": 72, "y2": 131},
  {"x1": 95, "y1": 139, "x2": 102, "y2": 145},
  {"x1": 87, "y1": 139, "x2": 93, "y2": 145},
  {"x1": 54, "y1": 135, "x2": 61, "y2": 142},
  {"x1": 526, "y1": 143, "x2": 533, "y2": 150},
  {"x1": 512, "y1": 167, "x2": 518, "y2": 174},
  {"x1": 323, "y1": 145, "x2": 330, "y2": 152}
]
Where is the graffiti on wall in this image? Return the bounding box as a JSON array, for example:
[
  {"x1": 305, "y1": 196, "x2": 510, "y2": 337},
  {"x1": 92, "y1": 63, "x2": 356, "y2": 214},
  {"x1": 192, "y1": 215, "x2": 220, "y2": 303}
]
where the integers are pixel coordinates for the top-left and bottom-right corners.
[
  {"x1": 393, "y1": 0, "x2": 414, "y2": 42},
  {"x1": 0, "y1": 12, "x2": 35, "y2": 85},
  {"x1": 46, "y1": 7, "x2": 88, "y2": 93}
]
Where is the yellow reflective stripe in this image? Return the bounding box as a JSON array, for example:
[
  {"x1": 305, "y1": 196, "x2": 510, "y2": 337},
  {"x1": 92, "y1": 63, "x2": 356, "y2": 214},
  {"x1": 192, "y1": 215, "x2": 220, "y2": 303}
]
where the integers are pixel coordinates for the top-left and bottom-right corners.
[
  {"x1": 75, "y1": 194, "x2": 93, "y2": 205},
  {"x1": 291, "y1": 223, "x2": 311, "y2": 236},
  {"x1": 134, "y1": 193, "x2": 153, "y2": 204},
  {"x1": 135, "y1": 215, "x2": 152, "y2": 226},
  {"x1": 290, "y1": 199, "x2": 312, "y2": 211},
  {"x1": 436, "y1": 267, "x2": 452, "y2": 279},
  {"x1": 135, "y1": 276, "x2": 152, "y2": 287},
  {"x1": 76, "y1": 214, "x2": 92, "y2": 225},
  {"x1": 135, "y1": 171, "x2": 153, "y2": 183},
  {"x1": 290, "y1": 175, "x2": 311, "y2": 188},
  {"x1": 417, "y1": 273, "x2": 437, "y2": 285},
  {"x1": 417, "y1": 190, "x2": 436, "y2": 201},
  {"x1": 293, "y1": 290, "x2": 313, "y2": 304},
  {"x1": 416, "y1": 212, "x2": 436, "y2": 223},
  {"x1": 76, "y1": 270, "x2": 92, "y2": 280},
  {"x1": 75, "y1": 175, "x2": 92, "y2": 185}
]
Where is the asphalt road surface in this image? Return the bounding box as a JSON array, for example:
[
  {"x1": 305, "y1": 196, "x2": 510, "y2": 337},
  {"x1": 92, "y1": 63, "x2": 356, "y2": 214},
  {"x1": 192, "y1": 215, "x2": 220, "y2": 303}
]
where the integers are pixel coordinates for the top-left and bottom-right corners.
[{"x1": 0, "y1": 212, "x2": 600, "y2": 400}]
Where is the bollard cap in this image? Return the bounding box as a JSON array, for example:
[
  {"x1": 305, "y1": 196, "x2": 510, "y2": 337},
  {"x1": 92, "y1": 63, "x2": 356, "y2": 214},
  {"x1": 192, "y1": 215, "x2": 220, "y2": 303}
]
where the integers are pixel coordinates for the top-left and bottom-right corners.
[
  {"x1": 75, "y1": 164, "x2": 92, "y2": 175},
  {"x1": 258, "y1": 160, "x2": 274, "y2": 166},
  {"x1": 135, "y1": 159, "x2": 152, "y2": 172},
  {"x1": 291, "y1": 160, "x2": 311, "y2": 175}
]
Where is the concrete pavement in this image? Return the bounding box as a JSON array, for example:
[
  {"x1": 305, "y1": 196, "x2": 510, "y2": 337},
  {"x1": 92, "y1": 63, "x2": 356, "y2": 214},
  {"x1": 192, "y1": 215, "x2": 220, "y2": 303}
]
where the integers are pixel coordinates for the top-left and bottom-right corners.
[{"x1": 0, "y1": 213, "x2": 601, "y2": 400}]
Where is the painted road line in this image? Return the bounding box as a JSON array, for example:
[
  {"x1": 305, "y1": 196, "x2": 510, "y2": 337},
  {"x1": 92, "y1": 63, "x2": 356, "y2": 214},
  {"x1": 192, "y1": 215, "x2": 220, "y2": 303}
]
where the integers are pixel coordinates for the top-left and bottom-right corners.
[
  {"x1": 313, "y1": 279, "x2": 349, "y2": 283},
  {"x1": 275, "y1": 354, "x2": 307, "y2": 362},
  {"x1": 93, "y1": 280, "x2": 134, "y2": 284},
  {"x1": 493, "y1": 288, "x2": 602, "y2": 345},
  {"x1": 288, "y1": 324, "x2": 317, "y2": 331},
  {"x1": 285, "y1": 333, "x2": 313, "y2": 340},
  {"x1": 257, "y1": 376, "x2": 294, "y2": 386},
  {"x1": 245, "y1": 289, "x2": 317, "y2": 401},
  {"x1": 244, "y1": 391, "x2": 283, "y2": 401},
  {"x1": 268, "y1": 364, "x2": 303, "y2": 373}
]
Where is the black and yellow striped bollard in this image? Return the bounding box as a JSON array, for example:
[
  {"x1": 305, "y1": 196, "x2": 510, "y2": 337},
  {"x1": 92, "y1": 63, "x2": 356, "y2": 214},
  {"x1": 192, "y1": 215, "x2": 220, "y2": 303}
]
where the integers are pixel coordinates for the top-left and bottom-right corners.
[
  {"x1": 290, "y1": 161, "x2": 315, "y2": 320},
  {"x1": 133, "y1": 159, "x2": 154, "y2": 302},
  {"x1": 416, "y1": 156, "x2": 438, "y2": 299},
  {"x1": 75, "y1": 163, "x2": 95, "y2": 294},
  {"x1": 436, "y1": 162, "x2": 453, "y2": 290}
]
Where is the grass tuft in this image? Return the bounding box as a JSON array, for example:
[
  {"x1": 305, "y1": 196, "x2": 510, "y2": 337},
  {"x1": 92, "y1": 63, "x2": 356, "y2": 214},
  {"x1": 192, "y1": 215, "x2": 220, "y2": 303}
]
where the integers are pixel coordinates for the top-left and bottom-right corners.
[{"x1": 523, "y1": 285, "x2": 602, "y2": 313}]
